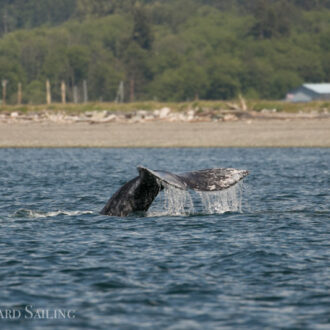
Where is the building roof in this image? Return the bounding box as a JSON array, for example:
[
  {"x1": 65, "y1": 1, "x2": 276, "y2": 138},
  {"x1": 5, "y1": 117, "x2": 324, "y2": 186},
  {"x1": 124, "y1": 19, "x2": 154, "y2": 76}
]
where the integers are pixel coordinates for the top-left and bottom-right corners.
[{"x1": 303, "y1": 83, "x2": 330, "y2": 94}]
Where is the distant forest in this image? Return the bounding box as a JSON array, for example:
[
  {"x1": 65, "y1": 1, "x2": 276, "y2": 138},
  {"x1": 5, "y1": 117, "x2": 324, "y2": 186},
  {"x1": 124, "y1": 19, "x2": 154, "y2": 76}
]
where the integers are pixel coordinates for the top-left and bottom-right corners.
[{"x1": 0, "y1": 0, "x2": 329, "y2": 103}]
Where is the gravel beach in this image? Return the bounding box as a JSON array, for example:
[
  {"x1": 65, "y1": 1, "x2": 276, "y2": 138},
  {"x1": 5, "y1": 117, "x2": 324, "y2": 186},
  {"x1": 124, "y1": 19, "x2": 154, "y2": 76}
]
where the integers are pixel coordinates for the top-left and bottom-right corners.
[{"x1": 0, "y1": 119, "x2": 329, "y2": 147}]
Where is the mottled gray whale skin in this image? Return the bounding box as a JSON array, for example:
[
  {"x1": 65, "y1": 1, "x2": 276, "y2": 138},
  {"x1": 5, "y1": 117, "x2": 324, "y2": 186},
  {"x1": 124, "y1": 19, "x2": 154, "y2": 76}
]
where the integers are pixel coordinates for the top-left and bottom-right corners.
[{"x1": 100, "y1": 166, "x2": 248, "y2": 217}]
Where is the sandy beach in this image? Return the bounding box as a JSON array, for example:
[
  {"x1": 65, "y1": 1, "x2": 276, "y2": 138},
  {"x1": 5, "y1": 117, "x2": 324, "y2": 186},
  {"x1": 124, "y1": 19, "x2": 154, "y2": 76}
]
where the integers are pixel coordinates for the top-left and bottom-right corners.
[{"x1": 0, "y1": 119, "x2": 329, "y2": 147}]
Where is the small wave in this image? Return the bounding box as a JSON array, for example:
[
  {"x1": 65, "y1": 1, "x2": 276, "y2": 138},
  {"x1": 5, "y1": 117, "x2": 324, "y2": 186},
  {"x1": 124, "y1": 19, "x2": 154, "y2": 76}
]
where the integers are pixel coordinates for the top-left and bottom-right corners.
[{"x1": 12, "y1": 209, "x2": 94, "y2": 219}]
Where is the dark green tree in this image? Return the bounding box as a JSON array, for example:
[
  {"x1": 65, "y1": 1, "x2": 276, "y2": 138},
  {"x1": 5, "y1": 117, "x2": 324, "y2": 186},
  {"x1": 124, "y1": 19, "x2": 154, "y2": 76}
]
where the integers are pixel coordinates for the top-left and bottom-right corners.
[
  {"x1": 151, "y1": 63, "x2": 209, "y2": 101},
  {"x1": 132, "y1": 5, "x2": 153, "y2": 50},
  {"x1": 294, "y1": 0, "x2": 320, "y2": 10},
  {"x1": 0, "y1": 56, "x2": 25, "y2": 104},
  {"x1": 205, "y1": 56, "x2": 242, "y2": 100},
  {"x1": 66, "y1": 45, "x2": 90, "y2": 85},
  {"x1": 123, "y1": 42, "x2": 152, "y2": 101},
  {"x1": 74, "y1": 0, "x2": 115, "y2": 19},
  {"x1": 250, "y1": 0, "x2": 294, "y2": 39}
]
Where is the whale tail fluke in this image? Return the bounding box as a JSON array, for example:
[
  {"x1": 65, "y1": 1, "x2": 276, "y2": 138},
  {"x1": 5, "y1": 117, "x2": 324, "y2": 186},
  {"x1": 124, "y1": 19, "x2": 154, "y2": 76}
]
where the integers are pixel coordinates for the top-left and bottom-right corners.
[
  {"x1": 101, "y1": 166, "x2": 249, "y2": 217},
  {"x1": 138, "y1": 166, "x2": 248, "y2": 191}
]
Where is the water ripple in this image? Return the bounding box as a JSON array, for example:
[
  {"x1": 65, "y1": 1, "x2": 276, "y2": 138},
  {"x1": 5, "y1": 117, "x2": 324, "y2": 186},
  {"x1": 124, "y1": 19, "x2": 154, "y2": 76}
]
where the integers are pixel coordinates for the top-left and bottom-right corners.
[{"x1": 0, "y1": 148, "x2": 329, "y2": 329}]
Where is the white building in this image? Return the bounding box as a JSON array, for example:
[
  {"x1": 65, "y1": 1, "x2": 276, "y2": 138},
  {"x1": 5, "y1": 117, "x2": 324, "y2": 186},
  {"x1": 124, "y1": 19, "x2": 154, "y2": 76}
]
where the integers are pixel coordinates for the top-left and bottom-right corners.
[{"x1": 286, "y1": 83, "x2": 330, "y2": 102}]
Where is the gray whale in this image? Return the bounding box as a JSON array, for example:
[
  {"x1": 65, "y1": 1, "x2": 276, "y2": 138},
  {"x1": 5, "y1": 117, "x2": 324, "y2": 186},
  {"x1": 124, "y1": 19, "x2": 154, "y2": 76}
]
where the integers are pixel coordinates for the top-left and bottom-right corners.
[{"x1": 100, "y1": 166, "x2": 248, "y2": 217}]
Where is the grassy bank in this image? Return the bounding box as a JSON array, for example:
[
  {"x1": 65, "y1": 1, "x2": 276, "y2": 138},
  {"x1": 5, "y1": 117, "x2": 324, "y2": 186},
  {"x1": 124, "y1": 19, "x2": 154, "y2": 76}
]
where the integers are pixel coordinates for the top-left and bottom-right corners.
[{"x1": 0, "y1": 100, "x2": 329, "y2": 114}]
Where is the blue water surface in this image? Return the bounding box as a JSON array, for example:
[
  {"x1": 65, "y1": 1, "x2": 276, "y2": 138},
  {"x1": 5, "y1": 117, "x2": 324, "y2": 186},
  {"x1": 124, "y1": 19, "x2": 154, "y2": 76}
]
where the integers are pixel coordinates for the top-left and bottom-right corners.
[{"x1": 0, "y1": 148, "x2": 329, "y2": 329}]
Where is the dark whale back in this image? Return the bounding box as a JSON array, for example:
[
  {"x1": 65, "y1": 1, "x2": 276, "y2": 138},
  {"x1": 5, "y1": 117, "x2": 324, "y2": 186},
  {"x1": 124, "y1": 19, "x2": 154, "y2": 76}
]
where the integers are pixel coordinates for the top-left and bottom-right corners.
[
  {"x1": 100, "y1": 166, "x2": 248, "y2": 217},
  {"x1": 100, "y1": 169, "x2": 161, "y2": 217}
]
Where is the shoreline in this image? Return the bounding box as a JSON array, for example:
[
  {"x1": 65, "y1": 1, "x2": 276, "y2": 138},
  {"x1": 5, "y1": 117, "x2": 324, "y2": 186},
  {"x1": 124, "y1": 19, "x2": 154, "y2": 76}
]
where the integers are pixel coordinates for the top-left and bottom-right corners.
[{"x1": 1, "y1": 119, "x2": 329, "y2": 148}]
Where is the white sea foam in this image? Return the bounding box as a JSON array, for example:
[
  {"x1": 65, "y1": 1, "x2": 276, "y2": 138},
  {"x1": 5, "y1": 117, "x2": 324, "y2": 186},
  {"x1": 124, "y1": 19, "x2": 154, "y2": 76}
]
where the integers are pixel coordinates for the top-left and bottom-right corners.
[
  {"x1": 13, "y1": 209, "x2": 94, "y2": 219},
  {"x1": 148, "y1": 181, "x2": 245, "y2": 216}
]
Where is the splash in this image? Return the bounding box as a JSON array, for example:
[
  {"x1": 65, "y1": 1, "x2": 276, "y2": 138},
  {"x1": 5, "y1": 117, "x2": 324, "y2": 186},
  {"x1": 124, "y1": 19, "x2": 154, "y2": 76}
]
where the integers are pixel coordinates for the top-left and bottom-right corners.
[
  {"x1": 148, "y1": 183, "x2": 194, "y2": 216},
  {"x1": 148, "y1": 181, "x2": 245, "y2": 216},
  {"x1": 12, "y1": 209, "x2": 94, "y2": 219},
  {"x1": 197, "y1": 181, "x2": 244, "y2": 214},
  {"x1": 163, "y1": 183, "x2": 195, "y2": 215}
]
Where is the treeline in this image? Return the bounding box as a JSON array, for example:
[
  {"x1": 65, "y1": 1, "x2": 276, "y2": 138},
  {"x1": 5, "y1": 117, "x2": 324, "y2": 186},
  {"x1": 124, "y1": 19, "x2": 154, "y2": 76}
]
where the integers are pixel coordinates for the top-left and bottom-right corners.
[{"x1": 0, "y1": 0, "x2": 329, "y2": 104}]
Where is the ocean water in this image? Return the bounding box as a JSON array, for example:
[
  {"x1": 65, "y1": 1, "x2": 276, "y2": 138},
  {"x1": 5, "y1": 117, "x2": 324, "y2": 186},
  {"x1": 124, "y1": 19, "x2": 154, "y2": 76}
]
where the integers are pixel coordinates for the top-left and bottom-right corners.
[{"x1": 0, "y1": 148, "x2": 329, "y2": 329}]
